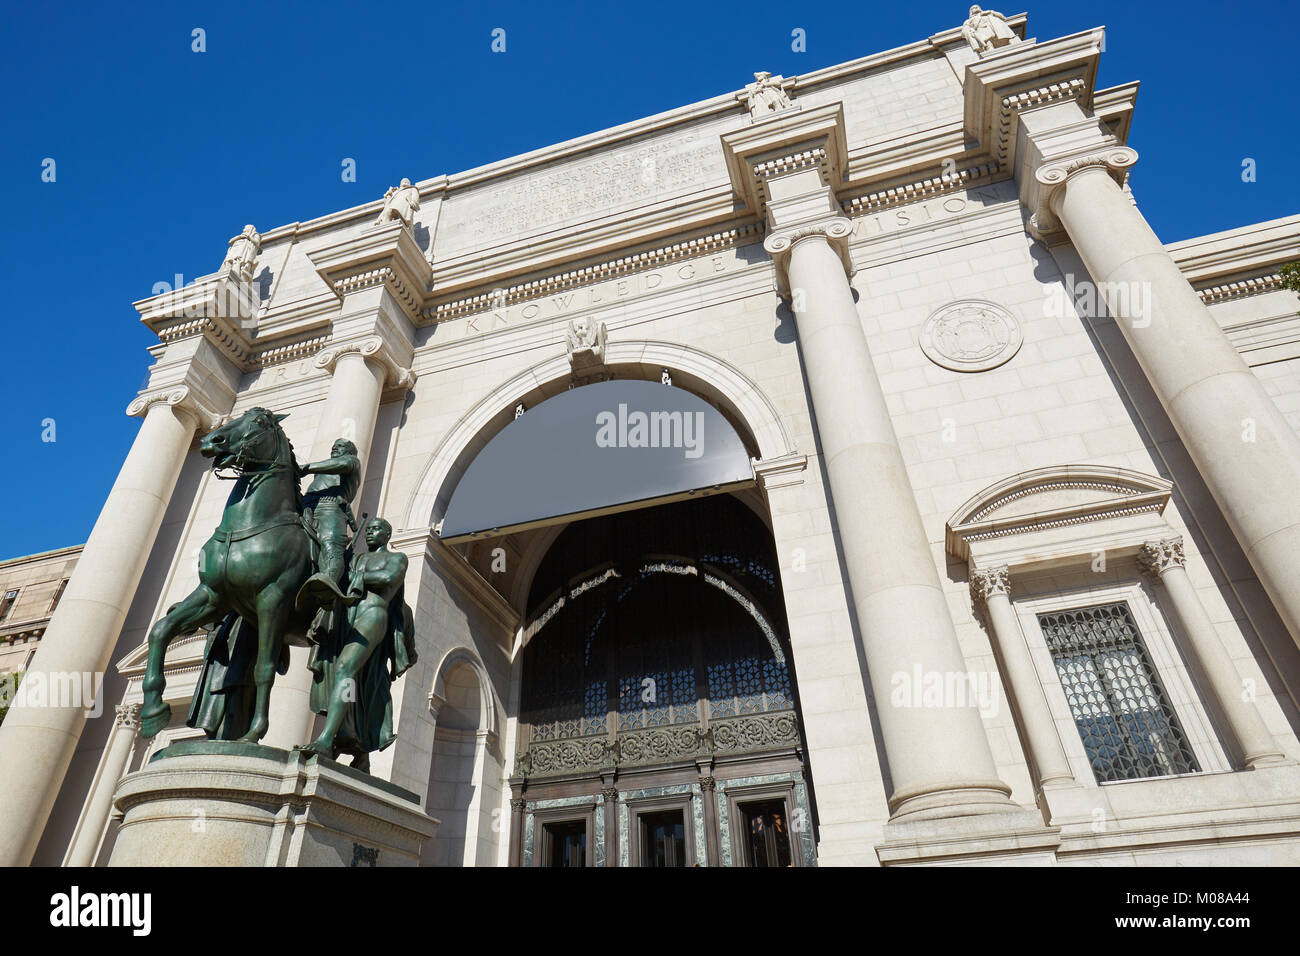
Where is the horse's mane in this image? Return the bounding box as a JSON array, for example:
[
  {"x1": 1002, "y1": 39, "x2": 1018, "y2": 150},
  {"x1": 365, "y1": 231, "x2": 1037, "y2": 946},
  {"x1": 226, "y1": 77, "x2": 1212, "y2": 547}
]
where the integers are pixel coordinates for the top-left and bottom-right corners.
[{"x1": 282, "y1": 428, "x2": 305, "y2": 511}]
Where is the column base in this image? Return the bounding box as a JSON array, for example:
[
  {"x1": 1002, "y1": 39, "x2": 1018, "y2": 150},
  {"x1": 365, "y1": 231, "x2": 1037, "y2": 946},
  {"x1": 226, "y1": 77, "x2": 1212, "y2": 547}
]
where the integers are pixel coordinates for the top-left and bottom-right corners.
[
  {"x1": 108, "y1": 740, "x2": 438, "y2": 867},
  {"x1": 887, "y1": 778, "x2": 1019, "y2": 822},
  {"x1": 877, "y1": 808, "x2": 1061, "y2": 866},
  {"x1": 1243, "y1": 752, "x2": 1293, "y2": 770}
]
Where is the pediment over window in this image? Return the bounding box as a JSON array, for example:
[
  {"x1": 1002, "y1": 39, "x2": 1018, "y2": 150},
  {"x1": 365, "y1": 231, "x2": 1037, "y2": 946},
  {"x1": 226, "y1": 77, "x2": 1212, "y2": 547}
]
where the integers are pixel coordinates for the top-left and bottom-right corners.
[{"x1": 946, "y1": 465, "x2": 1173, "y2": 562}]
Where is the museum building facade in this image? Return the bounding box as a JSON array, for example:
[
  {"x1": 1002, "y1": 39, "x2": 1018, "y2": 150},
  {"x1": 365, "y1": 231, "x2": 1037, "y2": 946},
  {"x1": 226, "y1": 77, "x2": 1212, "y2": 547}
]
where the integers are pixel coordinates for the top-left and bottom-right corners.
[{"x1": 3, "y1": 8, "x2": 1300, "y2": 866}]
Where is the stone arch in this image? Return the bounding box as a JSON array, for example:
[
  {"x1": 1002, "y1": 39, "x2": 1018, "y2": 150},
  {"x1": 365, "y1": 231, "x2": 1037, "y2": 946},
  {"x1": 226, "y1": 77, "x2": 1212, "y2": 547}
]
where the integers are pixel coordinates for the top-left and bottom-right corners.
[
  {"x1": 430, "y1": 646, "x2": 500, "y2": 739},
  {"x1": 401, "y1": 341, "x2": 796, "y2": 532}
]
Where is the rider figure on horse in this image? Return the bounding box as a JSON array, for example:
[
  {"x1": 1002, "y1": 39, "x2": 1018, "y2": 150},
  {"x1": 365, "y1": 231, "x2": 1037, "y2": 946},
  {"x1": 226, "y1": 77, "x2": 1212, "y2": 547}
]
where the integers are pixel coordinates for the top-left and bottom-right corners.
[{"x1": 299, "y1": 438, "x2": 361, "y2": 605}]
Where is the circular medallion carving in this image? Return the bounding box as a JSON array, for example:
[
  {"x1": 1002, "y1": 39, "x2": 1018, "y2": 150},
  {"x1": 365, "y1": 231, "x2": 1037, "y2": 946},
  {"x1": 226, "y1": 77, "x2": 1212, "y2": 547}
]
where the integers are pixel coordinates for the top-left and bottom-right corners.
[{"x1": 919, "y1": 299, "x2": 1023, "y2": 372}]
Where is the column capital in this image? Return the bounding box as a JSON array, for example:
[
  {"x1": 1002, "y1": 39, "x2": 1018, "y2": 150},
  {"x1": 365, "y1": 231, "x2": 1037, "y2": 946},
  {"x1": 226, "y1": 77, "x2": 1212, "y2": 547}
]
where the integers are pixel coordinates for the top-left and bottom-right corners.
[
  {"x1": 114, "y1": 702, "x2": 142, "y2": 734},
  {"x1": 1029, "y1": 146, "x2": 1138, "y2": 240},
  {"x1": 752, "y1": 452, "x2": 808, "y2": 491},
  {"x1": 427, "y1": 690, "x2": 446, "y2": 720},
  {"x1": 125, "y1": 382, "x2": 228, "y2": 431},
  {"x1": 763, "y1": 215, "x2": 855, "y2": 297},
  {"x1": 313, "y1": 333, "x2": 416, "y2": 390},
  {"x1": 969, "y1": 565, "x2": 1011, "y2": 604},
  {"x1": 1138, "y1": 536, "x2": 1186, "y2": 580}
]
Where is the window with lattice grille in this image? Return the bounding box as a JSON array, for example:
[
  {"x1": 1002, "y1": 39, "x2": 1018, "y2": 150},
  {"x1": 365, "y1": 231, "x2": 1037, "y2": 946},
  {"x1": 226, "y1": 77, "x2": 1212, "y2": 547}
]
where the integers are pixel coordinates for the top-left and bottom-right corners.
[{"x1": 1038, "y1": 602, "x2": 1199, "y2": 783}]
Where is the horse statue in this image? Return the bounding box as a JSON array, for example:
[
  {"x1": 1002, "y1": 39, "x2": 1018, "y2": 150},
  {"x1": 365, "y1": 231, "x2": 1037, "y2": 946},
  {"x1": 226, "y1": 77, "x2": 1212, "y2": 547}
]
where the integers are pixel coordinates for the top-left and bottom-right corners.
[{"x1": 140, "y1": 407, "x2": 314, "y2": 741}]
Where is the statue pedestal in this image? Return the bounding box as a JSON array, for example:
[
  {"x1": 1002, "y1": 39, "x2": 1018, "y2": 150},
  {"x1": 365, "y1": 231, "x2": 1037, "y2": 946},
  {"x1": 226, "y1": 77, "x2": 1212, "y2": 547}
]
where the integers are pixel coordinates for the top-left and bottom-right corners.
[{"x1": 108, "y1": 740, "x2": 439, "y2": 867}]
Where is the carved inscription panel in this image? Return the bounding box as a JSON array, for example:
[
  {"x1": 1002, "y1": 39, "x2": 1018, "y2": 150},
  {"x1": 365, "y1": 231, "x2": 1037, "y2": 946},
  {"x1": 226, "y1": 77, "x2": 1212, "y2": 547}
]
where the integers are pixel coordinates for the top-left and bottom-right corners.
[{"x1": 436, "y1": 117, "x2": 734, "y2": 253}]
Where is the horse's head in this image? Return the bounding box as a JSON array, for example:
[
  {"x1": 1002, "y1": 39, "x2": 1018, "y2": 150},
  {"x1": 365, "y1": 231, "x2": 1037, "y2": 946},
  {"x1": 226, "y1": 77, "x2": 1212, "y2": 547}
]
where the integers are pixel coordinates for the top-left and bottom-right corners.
[{"x1": 201, "y1": 407, "x2": 288, "y2": 472}]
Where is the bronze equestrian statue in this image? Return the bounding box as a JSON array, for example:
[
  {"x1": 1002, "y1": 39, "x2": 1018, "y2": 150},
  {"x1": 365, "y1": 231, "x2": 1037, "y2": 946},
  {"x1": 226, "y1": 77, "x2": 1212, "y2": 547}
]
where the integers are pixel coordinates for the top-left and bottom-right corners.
[
  {"x1": 139, "y1": 406, "x2": 414, "y2": 771},
  {"x1": 140, "y1": 407, "x2": 316, "y2": 741}
]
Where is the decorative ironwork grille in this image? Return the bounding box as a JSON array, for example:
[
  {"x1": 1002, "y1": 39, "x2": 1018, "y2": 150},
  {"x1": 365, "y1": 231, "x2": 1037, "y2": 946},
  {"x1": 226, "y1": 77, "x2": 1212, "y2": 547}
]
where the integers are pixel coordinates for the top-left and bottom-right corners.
[
  {"x1": 1038, "y1": 602, "x2": 1199, "y2": 783},
  {"x1": 518, "y1": 496, "x2": 800, "y2": 777}
]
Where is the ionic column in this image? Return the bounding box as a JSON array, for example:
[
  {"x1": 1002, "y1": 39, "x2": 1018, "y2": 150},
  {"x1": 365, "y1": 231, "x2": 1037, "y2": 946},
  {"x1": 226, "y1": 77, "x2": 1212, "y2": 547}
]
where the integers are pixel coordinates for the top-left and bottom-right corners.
[
  {"x1": 262, "y1": 333, "x2": 415, "y2": 749},
  {"x1": 0, "y1": 387, "x2": 223, "y2": 865},
  {"x1": 1138, "y1": 537, "x2": 1287, "y2": 767},
  {"x1": 1038, "y1": 151, "x2": 1300, "y2": 647},
  {"x1": 766, "y1": 220, "x2": 1016, "y2": 821},
  {"x1": 63, "y1": 703, "x2": 141, "y2": 866},
  {"x1": 969, "y1": 567, "x2": 1077, "y2": 790}
]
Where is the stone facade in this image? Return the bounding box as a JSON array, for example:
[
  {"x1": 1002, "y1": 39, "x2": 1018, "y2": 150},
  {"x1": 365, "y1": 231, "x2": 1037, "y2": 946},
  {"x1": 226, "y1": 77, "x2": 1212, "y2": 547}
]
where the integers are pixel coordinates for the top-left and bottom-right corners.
[
  {"x1": 0, "y1": 547, "x2": 80, "y2": 676},
  {"x1": 3, "y1": 10, "x2": 1300, "y2": 867}
]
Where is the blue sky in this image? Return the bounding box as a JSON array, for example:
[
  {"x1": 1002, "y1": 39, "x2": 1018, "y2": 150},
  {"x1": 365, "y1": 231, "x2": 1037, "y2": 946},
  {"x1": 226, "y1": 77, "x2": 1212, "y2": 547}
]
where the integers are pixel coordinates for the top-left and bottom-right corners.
[{"x1": 0, "y1": 0, "x2": 1295, "y2": 559}]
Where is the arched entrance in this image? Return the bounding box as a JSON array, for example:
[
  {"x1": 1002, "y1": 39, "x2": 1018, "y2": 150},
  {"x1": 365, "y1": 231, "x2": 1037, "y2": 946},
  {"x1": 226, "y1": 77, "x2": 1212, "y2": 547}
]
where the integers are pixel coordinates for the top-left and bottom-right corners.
[{"x1": 512, "y1": 494, "x2": 816, "y2": 867}]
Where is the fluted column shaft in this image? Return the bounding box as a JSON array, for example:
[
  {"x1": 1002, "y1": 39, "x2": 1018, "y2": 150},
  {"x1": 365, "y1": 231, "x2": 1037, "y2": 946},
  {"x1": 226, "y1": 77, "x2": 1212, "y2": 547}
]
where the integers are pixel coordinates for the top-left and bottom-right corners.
[
  {"x1": 1139, "y1": 538, "x2": 1286, "y2": 767},
  {"x1": 779, "y1": 228, "x2": 1014, "y2": 820},
  {"x1": 1051, "y1": 165, "x2": 1300, "y2": 646},
  {"x1": 63, "y1": 703, "x2": 141, "y2": 866},
  {"x1": 970, "y1": 567, "x2": 1076, "y2": 790},
  {"x1": 262, "y1": 348, "x2": 389, "y2": 749},
  {"x1": 0, "y1": 400, "x2": 200, "y2": 865}
]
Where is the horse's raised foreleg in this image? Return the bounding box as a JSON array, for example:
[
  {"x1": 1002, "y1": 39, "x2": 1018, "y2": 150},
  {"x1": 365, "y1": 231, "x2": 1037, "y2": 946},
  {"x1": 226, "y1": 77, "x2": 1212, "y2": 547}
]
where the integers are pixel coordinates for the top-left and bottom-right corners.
[
  {"x1": 239, "y1": 584, "x2": 293, "y2": 743},
  {"x1": 141, "y1": 584, "x2": 223, "y2": 738}
]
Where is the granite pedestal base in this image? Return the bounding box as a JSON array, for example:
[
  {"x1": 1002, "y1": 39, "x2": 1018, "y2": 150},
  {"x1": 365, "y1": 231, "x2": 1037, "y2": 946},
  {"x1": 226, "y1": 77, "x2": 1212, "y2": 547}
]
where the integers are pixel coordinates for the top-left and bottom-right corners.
[{"x1": 108, "y1": 740, "x2": 439, "y2": 867}]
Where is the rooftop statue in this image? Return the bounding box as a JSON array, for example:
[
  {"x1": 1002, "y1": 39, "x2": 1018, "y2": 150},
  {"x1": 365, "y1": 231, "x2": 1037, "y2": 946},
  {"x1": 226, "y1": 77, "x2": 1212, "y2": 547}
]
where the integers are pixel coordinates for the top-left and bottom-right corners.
[
  {"x1": 745, "y1": 71, "x2": 792, "y2": 119},
  {"x1": 376, "y1": 177, "x2": 421, "y2": 227},
  {"x1": 961, "y1": 5, "x2": 1020, "y2": 55},
  {"x1": 220, "y1": 224, "x2": 261, "y2": 283}
]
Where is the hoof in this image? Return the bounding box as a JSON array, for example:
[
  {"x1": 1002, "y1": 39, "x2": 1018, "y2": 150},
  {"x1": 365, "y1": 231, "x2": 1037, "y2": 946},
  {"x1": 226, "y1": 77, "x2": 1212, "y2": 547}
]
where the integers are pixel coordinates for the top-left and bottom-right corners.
[{"x1": 140, "y1": 703, "x2": 172, "y2": 739}]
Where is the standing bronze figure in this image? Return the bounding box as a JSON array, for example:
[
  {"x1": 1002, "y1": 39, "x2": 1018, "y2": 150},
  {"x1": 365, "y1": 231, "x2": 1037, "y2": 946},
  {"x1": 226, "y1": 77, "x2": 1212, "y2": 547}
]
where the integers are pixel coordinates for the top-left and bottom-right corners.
[{"x1": 298, "y1": 518, "x2": 416, "y2": 772}]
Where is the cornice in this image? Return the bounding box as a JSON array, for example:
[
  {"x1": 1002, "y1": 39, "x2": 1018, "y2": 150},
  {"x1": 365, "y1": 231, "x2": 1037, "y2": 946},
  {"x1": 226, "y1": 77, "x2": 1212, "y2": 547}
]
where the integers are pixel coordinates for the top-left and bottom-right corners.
[
  {"x1": 308, "y1": 221, "x2": 432, "y2": 324},
  {"x1": 424, "y1": 223, "x2": 762, "y2": 323},
  {"x1": 946, "y1": 464, "x2": 1173, "y2": 562},
  {"x1": 843, "y1": 160, "x2": 1002, "y2": 217},
  {"x1": 249, "y1": 332, "x2": 332, "y2": 369},
  {"x1": 720, "y1": 103, "x2": 849, "y2": 215},
  {"x1": 135, "y1": 272, "x2": 260, "y2": 369},
  {"x1": 1167, "y1": 214, "x2": 1300, "y2": 294},
  {"x1": 963, "y1": 28, "x2": 1105, "y2": 171}
]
